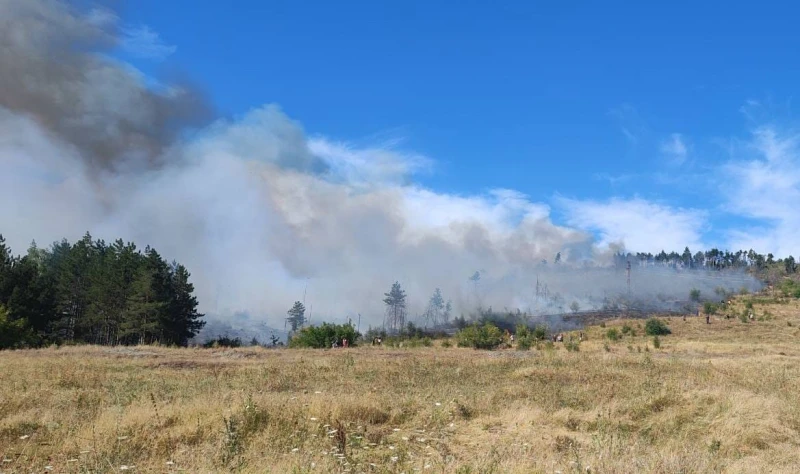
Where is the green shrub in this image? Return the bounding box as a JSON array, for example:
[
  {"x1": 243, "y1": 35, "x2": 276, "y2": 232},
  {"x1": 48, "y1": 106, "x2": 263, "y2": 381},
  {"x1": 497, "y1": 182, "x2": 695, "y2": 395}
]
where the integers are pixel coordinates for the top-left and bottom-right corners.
[
  {"x1": 440, "y1": 339, "x2": 452, "y2": 348},
  {"x1": 456, "y1": 322, "x2": 504, "y2": 350},
  {"x1": 288, "y1": 322, "x2": 360, "y2": 348},
  {"x1": 703, "y1": 302, "x2": 719, "y2": 315},
  {"x1": 621, "y1": 324, "x2": 632, "y2": 334},
  {"x1": 517, "y1": 336, "x2": 532, "y2": 351},
  {"x1": 532, "y1": 325, "x2": 548, "y2": 341},
  {"x1": 645, "y1": 318, "x2": 671, "y2": 336},
  {"x1": 605, "y1": 328, "x2": 621, "y2": 342},
  {"x1": 690, "y1": 288, "x2": 701, "y2": 302},
  {"x1": 203, "y1": 336, "x2": 242, "y2": 348}
]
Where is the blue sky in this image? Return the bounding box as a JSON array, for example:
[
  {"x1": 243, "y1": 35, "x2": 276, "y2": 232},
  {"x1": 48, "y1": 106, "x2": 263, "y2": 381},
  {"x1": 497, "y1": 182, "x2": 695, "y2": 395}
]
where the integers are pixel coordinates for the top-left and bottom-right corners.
[{"x1": 112, "y1": 0, "x2": 800, "y2": 256}]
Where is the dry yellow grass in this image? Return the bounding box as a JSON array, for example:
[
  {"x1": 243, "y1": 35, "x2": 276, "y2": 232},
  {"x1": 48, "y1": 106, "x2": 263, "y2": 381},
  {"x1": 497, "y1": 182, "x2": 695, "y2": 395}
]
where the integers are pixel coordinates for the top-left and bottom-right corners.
[{"x1": 2, "y1": 298, "x2": 800, "y2": 473}]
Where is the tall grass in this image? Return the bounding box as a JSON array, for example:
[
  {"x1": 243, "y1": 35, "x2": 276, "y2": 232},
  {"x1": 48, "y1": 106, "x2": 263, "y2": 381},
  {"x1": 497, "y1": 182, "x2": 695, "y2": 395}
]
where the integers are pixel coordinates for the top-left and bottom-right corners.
[{"x1": 1, "y1": 298, "x2": 800, "y2": 472}]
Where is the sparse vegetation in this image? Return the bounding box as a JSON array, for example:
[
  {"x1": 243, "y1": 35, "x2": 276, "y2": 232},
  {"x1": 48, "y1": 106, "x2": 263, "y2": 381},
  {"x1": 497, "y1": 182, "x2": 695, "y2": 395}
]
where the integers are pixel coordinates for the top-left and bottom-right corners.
[{"x1": 652, "y1": 335, "x2": 661, "y2": 348}]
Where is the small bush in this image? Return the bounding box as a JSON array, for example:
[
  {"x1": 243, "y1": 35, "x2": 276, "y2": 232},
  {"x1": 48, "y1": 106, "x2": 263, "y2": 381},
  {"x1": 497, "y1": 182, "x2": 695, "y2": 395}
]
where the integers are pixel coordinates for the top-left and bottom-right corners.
[
  {"x1": 645, "y1": 318, "x2": 671, "y2": 336},
  {"x1": 690, "y1": 288, "x2": 701, "y2": 302},
  {"x1": 532, "y1": 325, "x2": 548, "y2": 341},
  {"x1": 456, "y1": 323, "x2": 504, "y2": 350},
  {"x1": 289, "y1": 322, "x2": 360, "y2": 348},
  {"x1": 517, "y1": 336, "x2": 532, "y2": 351},
  {"x1": 203, "y1": 336, "x2": 243, "y2": 348},
  {"x1": 621, "y1": 324, "x2": 632, "y2": 334},
  {"x1": 703, "y1": 302, "x2": 719, "y2": 315},
  {"x1": 605, "y1": 328, "x2": 621, "y2": 342},
  {"x1": 440, "y1": 339, "x2": 452, "y2": 348},
  {"x1": 652, "y1": 336, "x2": 661, "y2": 349},
  {"x1": 745, "y1": 300, "x2": 754, "y2": 310}
]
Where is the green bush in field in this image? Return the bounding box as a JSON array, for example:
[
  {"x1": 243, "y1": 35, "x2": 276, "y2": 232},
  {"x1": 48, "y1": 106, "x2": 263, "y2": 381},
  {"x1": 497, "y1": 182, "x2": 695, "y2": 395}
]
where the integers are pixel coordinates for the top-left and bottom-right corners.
[
  {"x1": 289, "y1": 322, "x2": 360, "y2": 348},
  {"x1": 605, "y1": 328, "x2": 621, "y2": 342},
  {"x1": 456, "y1": 322, "x2": 504, "y2": 350},
  {"x1": 645, "y1": 318, "x2": 671, "y2": 336}
]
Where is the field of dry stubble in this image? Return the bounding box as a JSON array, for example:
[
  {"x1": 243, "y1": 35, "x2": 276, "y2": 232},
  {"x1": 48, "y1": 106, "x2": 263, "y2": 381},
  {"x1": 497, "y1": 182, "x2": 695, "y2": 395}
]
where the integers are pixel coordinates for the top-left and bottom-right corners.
[{"x1": 2, "y1": 297, "x2": 800, "y2": 473}]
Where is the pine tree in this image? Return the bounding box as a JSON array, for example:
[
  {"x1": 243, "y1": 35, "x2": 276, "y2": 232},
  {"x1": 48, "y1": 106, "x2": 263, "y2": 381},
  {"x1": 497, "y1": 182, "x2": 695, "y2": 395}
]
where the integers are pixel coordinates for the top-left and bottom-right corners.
[
  {"x1": 163, "y1": 264, "x2": 205, "y2": 345},
  {"x1": 120, "y1": 267, "x2": 164, "y2": 345},
  {"x1": 425, "y1": 288, "x2": 445, "y2": 327},
  {"x1": 383, "y1": 282, "x2": 407, "y2": 332},
  {"x1": 286, "y1": 301, "x2": 306, "y2": 332}
]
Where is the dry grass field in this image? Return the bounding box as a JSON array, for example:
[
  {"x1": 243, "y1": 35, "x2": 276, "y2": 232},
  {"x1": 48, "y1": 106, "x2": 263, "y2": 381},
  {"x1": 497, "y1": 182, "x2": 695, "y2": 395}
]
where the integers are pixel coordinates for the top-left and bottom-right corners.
[{"x1": 2, "y1": 297, "x2": 800, "y2": 473}]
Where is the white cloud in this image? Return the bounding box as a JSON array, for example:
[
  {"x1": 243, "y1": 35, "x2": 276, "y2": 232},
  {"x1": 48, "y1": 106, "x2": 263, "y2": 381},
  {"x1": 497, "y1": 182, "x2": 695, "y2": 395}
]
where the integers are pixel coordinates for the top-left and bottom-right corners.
[
  {"x1": 722, "y1": 125, "x2": 800, "y2": 257},
  {"x1": 120, "y1": 25, "x2": 176, "y2": 60},
  {"x1": 558, "y1": 197, "x2": 707, "y2": 253},
  {"x1": 660, "y1": 133, "x2": 688, "y2": 164}
]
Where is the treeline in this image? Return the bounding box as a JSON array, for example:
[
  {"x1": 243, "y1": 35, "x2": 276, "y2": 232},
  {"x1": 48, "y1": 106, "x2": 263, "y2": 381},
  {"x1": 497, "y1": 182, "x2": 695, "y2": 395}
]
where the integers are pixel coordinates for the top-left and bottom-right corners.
[
  {"x1": 614, "y1": 247, "x2": 797, "y2": 272},
  {"x1": 0, "y1": 233, "x2": 204, "y2": 350}
]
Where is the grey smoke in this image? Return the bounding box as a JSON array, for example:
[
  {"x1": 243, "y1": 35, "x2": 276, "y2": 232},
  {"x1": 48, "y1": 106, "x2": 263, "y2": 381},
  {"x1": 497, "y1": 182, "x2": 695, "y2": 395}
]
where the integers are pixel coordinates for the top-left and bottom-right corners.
[{"x1": 0, "y1": 1, "x2": 762, "y2": 337}]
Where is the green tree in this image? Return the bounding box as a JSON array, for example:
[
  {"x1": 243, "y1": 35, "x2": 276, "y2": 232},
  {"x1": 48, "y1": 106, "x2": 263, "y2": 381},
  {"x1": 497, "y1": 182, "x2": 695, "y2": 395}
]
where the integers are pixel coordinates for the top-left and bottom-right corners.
[
  {"x1": 425, "y1": 288, "x2": 445, "y2": 327},
  {"x1": 286, "y1": 301, "x2": 306, "y2": 332},
  {"x1": 682, "y1": 246, "x2": 693, "y2": 267},
  {"x1": 120, "y1": 267, "x2": 164, "y2": 345},
  {"x1": 163, "y1": 264, "x2": 205, "y2": 345},
  {"x1": 0, "y1": 304, "x2": 35, "y2": 349},
  {"x1": 383, "y1": 281, "x2": 407, "y2": 332}
]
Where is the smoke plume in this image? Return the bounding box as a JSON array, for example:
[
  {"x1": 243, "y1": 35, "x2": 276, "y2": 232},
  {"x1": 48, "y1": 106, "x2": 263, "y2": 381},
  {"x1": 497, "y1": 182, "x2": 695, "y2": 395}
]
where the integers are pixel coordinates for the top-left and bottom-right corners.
[{"x1": 0, "y1": 1, "x2": 761, "y2": 338}]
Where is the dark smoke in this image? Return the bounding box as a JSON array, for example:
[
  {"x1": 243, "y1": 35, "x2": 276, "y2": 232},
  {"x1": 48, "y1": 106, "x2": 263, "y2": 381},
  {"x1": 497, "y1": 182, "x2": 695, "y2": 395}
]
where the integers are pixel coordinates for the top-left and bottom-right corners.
[{"x1": 0, "y1": 0, "x2": 211, "y2": 174}]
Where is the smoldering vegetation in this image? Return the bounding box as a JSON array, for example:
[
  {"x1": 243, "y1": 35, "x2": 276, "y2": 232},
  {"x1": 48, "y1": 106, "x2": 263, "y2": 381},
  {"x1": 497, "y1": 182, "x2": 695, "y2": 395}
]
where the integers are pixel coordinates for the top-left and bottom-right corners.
[{"x1": 0, "y1": 1, "x2": 767, "y2": 341}]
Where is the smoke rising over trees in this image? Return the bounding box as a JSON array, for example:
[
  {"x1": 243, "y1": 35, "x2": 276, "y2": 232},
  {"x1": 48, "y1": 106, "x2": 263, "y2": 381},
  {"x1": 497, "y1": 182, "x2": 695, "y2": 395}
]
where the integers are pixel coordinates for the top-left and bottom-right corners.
[{"x1": 1, "y1": 1, "x2": 797, "y2": 339}]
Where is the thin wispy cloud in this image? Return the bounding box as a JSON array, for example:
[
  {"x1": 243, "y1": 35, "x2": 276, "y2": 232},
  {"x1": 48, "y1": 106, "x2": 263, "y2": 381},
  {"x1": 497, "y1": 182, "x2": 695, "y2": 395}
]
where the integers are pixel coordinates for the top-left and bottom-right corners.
[
  {"x1": 557, "y1": 196, "x2": 707, "y2": 253},
  {"x1": 592, "y1": 172, "x2": 637, "y2": 186},
  {"x1": 660, "y1": 133, "x2": 688, "y2": 165},
  {"x1": 608, "y1": 104, "x2": 647, "y2": 145},
  {"x1": 722, "y1": 124, "x2": 800, "y2": 257},
  {"x1": 120, "y1": 25, "x2": 176, "y2": 60}
]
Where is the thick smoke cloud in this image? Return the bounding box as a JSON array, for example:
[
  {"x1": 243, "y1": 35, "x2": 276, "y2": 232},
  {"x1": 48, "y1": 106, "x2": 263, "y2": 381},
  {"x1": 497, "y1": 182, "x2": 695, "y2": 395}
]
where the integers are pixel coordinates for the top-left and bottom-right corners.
[{"x1": 1, "y1": 1, "x2": 761, "y2": 337}]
